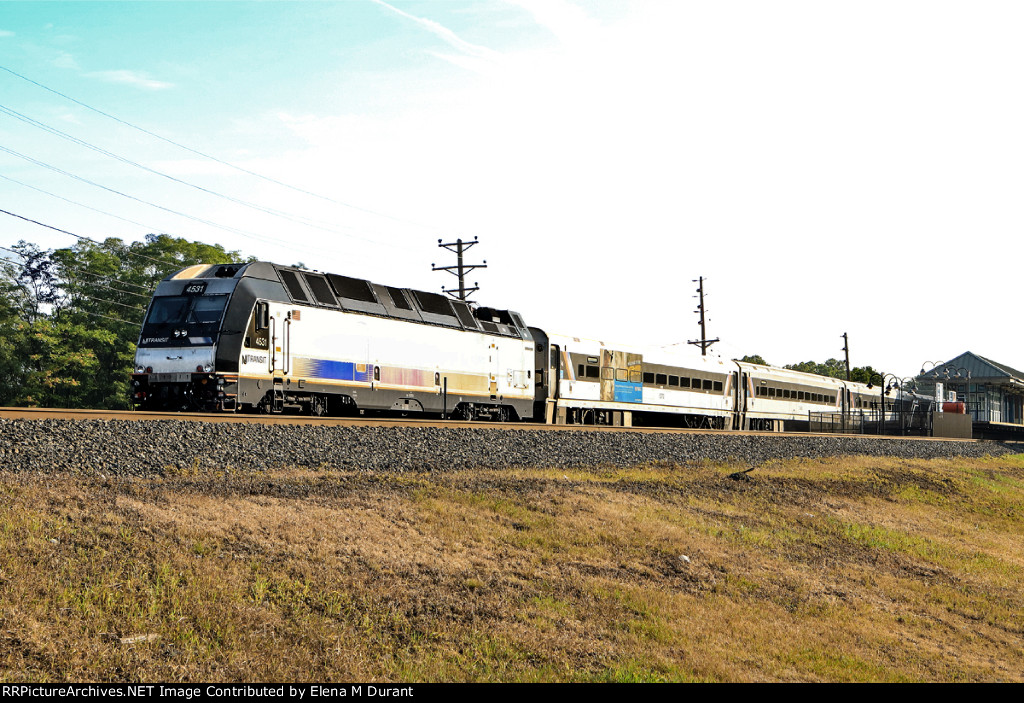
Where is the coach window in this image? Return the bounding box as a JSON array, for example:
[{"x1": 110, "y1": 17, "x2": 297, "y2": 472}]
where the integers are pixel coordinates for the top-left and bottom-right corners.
[
  {"x1": 643, "y1": 372, "x2": 654, "y2": 384},
  {"x1": 630, "y1": 370, "x2": 642, "y2": 383},
  {"x1": 703, "y1": 379, "x2": 713, "y2": 391},
  {"x1": 680, "y1": 377, "x2": 691, "y2": 388},
  {"x1": 586, "y1": 365, "x2": 600, "y2": 379},
  {"x1": 713, "y1": 380, "x2": 723, "y2": 392},
  {"x1": 616, "y1": 368, "x2": 628, "y2": 381},
  {"x1": 602, "y1": 367, "x2": 614, "y2": 380},
  {"x1": 768, "y1": 387, "x2": 776, "y2": 397},
  {"x1": 669, "y1": 375, "x2": 679, "y2": 386},
  {"x1": 578, "y1": 364, "x2": 585, "y2": 378},
  {"x1": 656, "y1": 373, "x2": 667, "y2": 385}
]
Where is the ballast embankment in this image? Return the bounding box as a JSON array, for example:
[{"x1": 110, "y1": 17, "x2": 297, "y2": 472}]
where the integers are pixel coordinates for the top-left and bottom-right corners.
[{"x1": 0, "y1": 419, "x2": 1015, "y2": 475}]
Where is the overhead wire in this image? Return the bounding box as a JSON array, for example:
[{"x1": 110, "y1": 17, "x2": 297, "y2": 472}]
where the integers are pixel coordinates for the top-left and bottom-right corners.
[
  {"x1": 0, "y1": 242, "x2": 160, "y2": 296},
  {"x1": 0, "y1": 243, "x2": 158, "y2": 305},
  {"x1": 0, "y1": 62, "x2": 441, "y2": 233},
  {"x1": 0, "y1": 102, "x2": 409, "y2": 244},
  {"x1": 0, "y1": 144, "x2": 332, "y2": 251},
  {"x1": 0, "y1": 207, "x2": 196, "y2": 271},
  {"x1": 0, "y1": 172, "x2": 166, "y2": 234}
]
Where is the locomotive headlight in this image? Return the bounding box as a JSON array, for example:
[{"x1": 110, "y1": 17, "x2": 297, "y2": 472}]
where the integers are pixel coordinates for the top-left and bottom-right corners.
[
  {"x1": 135, "y1": 364, "x2": 146, "y2": 373},
  {"x1": 204, "y1": 364, "x2": 214, "y2": 373}
]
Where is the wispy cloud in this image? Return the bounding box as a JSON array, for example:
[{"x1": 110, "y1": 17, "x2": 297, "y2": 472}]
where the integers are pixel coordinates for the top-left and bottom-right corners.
[
  {"x1": 52, "y1": 52, "x2": 80, "y2": 70},
  {"x1": 87, "y1": 69, "x2": 173, "y2": 91},
  {"x1": 503, "y1": 0, "x2": 600, "y2": 47},
  {"x1": 370, "y1": 0, "x2": 501, "y2": 63}
]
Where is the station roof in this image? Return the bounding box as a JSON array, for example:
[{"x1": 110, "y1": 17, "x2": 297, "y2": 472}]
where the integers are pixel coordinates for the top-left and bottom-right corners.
[{"x1": 919, "y1": 351, "x2": 1024, "y2": 388}]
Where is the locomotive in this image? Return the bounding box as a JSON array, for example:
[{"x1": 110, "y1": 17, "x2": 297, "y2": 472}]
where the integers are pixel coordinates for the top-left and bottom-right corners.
[{"x1": 131, "y1": 262, "x2": 905, "y2": 430}]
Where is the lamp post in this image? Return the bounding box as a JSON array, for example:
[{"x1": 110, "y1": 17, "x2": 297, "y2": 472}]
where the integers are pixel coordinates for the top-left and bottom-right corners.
[
  {"x1": 918, "y1": 363, "x2": 970, "y2": 414},
  {"x1": 868, "y1": 373, "x2": 911, "y2": 435}
]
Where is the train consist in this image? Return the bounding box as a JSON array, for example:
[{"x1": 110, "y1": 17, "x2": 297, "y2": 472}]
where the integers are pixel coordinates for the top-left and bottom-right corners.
[{"x1": 132, "y1": 262, "x2": 912, "y2": 430}]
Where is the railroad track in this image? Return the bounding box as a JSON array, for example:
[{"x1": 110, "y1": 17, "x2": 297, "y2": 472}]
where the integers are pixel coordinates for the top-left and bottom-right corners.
[{"x1": 0, "y1": 406, "x2": 979, "y2": 442}]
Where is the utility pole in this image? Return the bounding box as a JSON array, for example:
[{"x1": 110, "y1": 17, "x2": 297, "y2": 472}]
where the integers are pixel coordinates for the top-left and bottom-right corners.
[
  {"x1": 841, "y1": 332, "x2": 851, "y2": 381},
  {"x1": 687, "y1": 276, "x2": 719, "y2": 356},
  {"x1": 432, "y1": 236, "x2": 487, "y2": 302}
]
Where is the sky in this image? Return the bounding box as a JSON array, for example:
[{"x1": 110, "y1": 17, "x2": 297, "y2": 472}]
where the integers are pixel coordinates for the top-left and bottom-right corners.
[{"x1": 1, "y1": 0, "x2": 1022, "y2": 379}]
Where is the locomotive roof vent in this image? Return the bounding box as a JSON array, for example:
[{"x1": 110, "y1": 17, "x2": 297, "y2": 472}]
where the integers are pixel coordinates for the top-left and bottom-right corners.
[{"x1": 214, "y1": 265, "x2": 241, "y2": 278}]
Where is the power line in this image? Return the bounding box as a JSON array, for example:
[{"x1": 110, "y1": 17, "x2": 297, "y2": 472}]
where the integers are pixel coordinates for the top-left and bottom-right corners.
[
  {"x1": 66, "y1": 290, "x2": 146, "y2": 314},
  {"x1": 0, "y1": 102, "x2": 403, "y2": 242},
  {"x1": 1, "y1": 144, "x2": 399, "y2": 258},
  {"x1": 0, "y1": 244, "x2": 152, "y2": 292},
  {"x1": 0, "y1": 62, "x2": 441, "y2": 233},
  {"x1": 0, "y1": 172, "x2": 161, "y2": 233},
  {"x1": 72, "y1": 308, "x2": 138, "y2": 326},
  {"x1": 0, "y1": 144, "x2": 309, "y2": 248},
  {"x1": 0, "y1": 243, "x2": 156, "y2": 305},
  {"x1": 0, "y1": 207, "x2": 187, "y2": 270}
]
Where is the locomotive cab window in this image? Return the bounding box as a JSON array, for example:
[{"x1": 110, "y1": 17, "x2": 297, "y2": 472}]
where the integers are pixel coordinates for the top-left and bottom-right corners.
[
  {"x1": 145, "y1": 295, "x2": 228, "y2": 326},
  {"x1": 255, "y1": 302, "x2": 269, "y2": 331}
]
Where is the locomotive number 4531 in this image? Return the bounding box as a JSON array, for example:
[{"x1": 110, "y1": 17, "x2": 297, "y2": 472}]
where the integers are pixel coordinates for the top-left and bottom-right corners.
[{"x1": 183, "y1": 282, "x2": 207, "y2": 295}]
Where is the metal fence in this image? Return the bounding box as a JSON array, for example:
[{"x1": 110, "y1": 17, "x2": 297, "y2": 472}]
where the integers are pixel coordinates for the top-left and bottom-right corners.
[{"x1": 809, "y1": 405, "x2": 935, "y2": 436}]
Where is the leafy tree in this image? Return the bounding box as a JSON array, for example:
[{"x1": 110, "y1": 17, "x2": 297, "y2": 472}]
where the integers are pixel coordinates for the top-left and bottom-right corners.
[
  {"x1": 0, "y1": 234, "x2": 251, "y2": 409},
  {"x1": 851, "y1": 366, "x2": 885, "y2": 385},
  {"x1": 782, "y1": 358, "x2": 885, "y2": 384},
  {"x1": 739, "y1": 354, "x2": 769, "y2": 365}
]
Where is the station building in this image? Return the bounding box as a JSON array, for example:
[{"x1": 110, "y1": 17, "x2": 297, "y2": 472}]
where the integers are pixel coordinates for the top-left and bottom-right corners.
[{"x1": 914, "y1": 351, "x2": 1024, "y2": 437}]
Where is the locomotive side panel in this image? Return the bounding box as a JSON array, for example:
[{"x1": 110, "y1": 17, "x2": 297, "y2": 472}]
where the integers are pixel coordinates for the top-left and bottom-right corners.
[{"x1": 234, "y1": 298, "x2": 535, "y2": 419}]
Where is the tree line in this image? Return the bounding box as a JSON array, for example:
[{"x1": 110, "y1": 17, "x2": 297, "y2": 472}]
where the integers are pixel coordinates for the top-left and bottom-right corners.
[
  {"x1": 0, "y1": 235, "x2": 248, "y2": 409},
  {"x1": 739, "y1": 355, "x2": 885, "y2": 385}
]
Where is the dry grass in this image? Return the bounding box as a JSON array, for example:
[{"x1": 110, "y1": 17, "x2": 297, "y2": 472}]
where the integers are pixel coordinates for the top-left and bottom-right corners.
[{"x1": 0, "y1": 453, "x2": 1022, "y2": 682}]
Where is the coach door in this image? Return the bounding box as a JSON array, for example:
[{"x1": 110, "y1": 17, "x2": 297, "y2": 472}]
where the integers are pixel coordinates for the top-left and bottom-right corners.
[{"x1": 489, "y1": 342, "x2": 499, "y2": 395}]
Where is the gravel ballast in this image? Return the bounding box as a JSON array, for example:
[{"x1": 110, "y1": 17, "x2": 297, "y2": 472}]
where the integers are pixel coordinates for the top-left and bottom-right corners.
[{"x1": 0, "y1": 418, "x2": 1016, "y2": 475}]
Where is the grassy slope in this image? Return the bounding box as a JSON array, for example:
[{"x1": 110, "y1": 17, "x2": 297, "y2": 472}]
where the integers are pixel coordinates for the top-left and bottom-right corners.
[{"x1": 0, "y1": 453, "x2": 1022, "y2": 682}]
